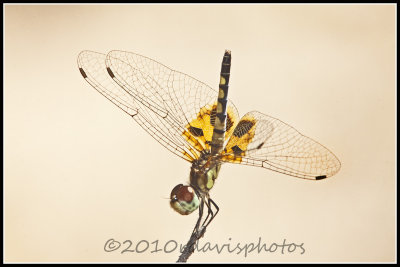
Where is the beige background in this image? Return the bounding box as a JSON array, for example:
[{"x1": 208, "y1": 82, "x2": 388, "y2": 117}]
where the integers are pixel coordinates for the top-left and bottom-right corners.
[{"x1": 4, "y1": 4, "x2": 396, "y2": 263}]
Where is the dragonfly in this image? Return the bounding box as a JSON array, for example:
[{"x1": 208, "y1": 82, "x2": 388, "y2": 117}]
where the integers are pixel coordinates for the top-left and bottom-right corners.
[{"x1": 77, "y1": 50, "x2": 341, "y2": 234}]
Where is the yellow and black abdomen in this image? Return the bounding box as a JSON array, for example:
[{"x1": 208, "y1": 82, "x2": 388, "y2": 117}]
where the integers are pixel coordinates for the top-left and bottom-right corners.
[{"x1": 211, "y1": 50, "x2": 231, "y2": 156}]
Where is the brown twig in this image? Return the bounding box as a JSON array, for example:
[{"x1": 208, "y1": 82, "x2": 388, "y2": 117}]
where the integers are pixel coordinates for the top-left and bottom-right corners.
[{"x1": 176, "y1": 226, "x2": 207, "y2": 262}]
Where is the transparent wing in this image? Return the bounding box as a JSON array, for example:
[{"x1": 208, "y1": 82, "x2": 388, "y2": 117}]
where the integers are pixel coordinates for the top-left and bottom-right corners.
[
  {"x1": 77, "y1": 50, "x2": 239, "y2": 162},
  {"x1": 221, "y1": 111, "x2": 341, "y2": 180}
]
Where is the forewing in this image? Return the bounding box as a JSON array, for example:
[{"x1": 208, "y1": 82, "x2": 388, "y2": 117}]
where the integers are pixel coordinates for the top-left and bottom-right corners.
[
  {"x1": 78, "y1": 50, "x2": 240, "y2": 161},
  {"x1": 221, "y1": 111, "x2": 341, "y2": 180},
  {"x1": 78, "y1": 51, "x2": 196, "y2": 161},
  {"x1": 104, "y1": 50, "x2": 240, "y2": 154}
]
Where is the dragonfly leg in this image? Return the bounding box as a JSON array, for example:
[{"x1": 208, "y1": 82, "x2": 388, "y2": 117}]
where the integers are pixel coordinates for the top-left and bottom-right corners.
[
  {"x1": 203, "y1": 198, "x2": 219, "y2": 228},
  {"x1": 192, "y1": 198, "x2": 204, "y2": 235},
  {"x1": 201, "y1": 197, "x2": 214, "y2": 228},
  {"x1": 201, "y1": 199, "x2": 213, "y2": 227}
]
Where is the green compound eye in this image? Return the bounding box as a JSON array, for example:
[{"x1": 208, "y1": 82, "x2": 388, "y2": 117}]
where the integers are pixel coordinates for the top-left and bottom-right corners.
[{"x1": 170, "y1": 184, "x2": 200, "y2": 215}]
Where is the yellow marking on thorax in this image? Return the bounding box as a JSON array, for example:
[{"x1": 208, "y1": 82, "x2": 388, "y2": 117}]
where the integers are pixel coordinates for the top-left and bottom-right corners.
[{"x1": 206, "y1": 178, "x2": 214, "y2": 189}]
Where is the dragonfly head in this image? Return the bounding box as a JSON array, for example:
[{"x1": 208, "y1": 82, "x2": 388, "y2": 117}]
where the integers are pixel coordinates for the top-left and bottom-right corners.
[{"x1": 170, "y1": 184, "x2": 200, "y2": 215}]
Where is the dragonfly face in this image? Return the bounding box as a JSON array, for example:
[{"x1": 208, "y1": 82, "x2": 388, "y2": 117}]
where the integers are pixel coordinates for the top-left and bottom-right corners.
[
  {"x1": 77, "y1": 50, "x2": 341, "y2": 222},
  {"x1": 170, "y1": 184, "x2": 200, "y2": 215}
]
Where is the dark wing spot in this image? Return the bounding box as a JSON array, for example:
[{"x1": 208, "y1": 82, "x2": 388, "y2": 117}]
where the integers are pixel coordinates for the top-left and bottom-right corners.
[
  {"x1": 315, "y1": 175, "x2": 327, "y2": 180},
  {"x1": 189, "y1": 126, "x2": 204, "y2": 137},
  {"x1": 256, "y1": 142, "x2": 265, "y2": 150},
  {"x1": 231, "y1": 145, "x2": 244, "y2": 155},
  {"x1": 79, "y1": 68, "x2": 87, "y2": 78},
  {"x1": 106, "y1": 67, "x2": 115, "y2": 78},
  {"x1": 233, "y1": 120, "x2": 255, "y2": 138}
]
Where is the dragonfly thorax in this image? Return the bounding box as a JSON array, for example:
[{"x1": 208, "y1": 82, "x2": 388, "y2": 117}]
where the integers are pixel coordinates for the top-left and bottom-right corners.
[
  {"x1": 169, "y1": 153, "x2": 222, "y2": 216},
  {"x1": 189, "y1": 153, "x2": 222, "y2": 194}
]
